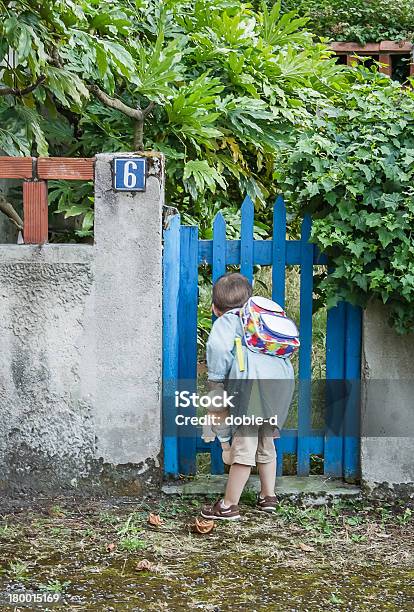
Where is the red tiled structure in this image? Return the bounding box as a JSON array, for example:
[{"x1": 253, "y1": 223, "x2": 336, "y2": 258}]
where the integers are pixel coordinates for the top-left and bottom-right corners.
[
  {"x1": 0, "y1": 156, "x2": 95, "y2": 244},
  {"x1": 37, "y1": 157, "x2": 94, "y2": 181},
  {"x1": 0, "y1": 157, "x2": 33, "y2": 179},
  {"x1": 330, "y1": 41, "x2": 414, "y2": 79},
  {"x1": 23, "y1": 180, "x2": 48, "y2": 244}
]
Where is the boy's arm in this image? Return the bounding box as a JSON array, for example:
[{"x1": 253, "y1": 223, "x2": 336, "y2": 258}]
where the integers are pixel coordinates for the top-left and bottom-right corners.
[
  {"x1": 206, "y1": 314, "x2": 237, "y2": 382},
  {"x1": 206, "y1": 315, "x2": 237, "y2": 444}
]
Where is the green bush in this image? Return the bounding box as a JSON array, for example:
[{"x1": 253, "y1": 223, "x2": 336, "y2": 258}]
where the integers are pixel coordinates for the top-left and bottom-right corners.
[
  {"x1": 275, "y1": 66, "x2": 414, "y2": 333},
  {"x1": 280, "y1": 0, "x2": 414, "y2": 43},
  {"x1": 0, "y1": 0, "x2": 347, "y2": 236}
]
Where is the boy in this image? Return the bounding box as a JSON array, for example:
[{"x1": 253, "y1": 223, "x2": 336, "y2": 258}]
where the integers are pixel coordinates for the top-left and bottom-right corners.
[{"x1": 201, "y1": 273, "x2": 295, "y2": 520}]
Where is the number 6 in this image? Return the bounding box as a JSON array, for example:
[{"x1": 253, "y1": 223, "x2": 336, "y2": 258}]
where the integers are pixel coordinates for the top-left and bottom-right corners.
[{"x1": 123, "y1": 161, "x2": 138, "y2": 188}]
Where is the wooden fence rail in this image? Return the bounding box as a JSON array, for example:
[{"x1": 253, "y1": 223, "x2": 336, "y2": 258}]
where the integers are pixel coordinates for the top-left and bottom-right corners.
[{"x1": 0, "y1": 156, "x2": 95, "y2": 244}]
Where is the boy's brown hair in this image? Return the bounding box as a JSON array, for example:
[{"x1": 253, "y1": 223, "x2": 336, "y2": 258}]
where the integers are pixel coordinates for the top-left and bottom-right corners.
[{"x1": 212, "y1": 272, "x2": 252, "y2": 314}]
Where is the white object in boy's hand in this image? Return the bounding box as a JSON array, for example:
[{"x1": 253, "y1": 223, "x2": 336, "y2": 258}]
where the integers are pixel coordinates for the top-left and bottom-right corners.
[{"x1": 201, "y1": 422, "x2": 216, "y2": 443}]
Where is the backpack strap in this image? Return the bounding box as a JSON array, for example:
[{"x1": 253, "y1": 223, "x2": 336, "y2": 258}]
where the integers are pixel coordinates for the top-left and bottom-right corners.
[
  {"x1": 224, "y1": 309, "x2": 245, "y2": 370},
  {"x1": 234, "y1": 337, "x2": 245, "y2": 372}
]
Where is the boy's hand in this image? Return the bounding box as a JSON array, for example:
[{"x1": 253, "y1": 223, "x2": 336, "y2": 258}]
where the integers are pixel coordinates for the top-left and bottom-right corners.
[
  {"x1": 222, "y1": 448, "x2": 232, "y2": 465},
  {"x1": 221, "y1": 441, "x2": 231, "y2": 465}
]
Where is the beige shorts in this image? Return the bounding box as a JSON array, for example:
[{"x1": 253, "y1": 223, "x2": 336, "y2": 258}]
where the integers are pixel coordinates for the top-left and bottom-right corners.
[{"x1": 229, "y1": 424, "x2": 276, "y2": 466}]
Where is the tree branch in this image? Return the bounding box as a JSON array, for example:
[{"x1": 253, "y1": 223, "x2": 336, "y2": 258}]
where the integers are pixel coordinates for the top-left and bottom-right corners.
[
  {"x1": 88, "y1": 84, "x2": 143, "y2": 120},
  {"x1": 0, "y1": 75, "x2": 45, "y2": 97},
  {"x1": 88, "y1": 84, "x2": 156, "y2": 150},
  {"x1": 142, "y1": 101, "x2": 156, "y2": 117},
  {"x1": 50, "y1": 47, "x2": 63, "y2": 68},
  {"x1": 0, "y1": 195, "x2": 24, "y2": 230}
]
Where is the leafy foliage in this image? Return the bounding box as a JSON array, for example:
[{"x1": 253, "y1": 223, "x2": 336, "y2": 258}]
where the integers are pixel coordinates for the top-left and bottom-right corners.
[
  {"x1": 280, "y1": 0, "x2": 414, "y2": 44},
  {"x1": 2, "y1": 0, "x2": 414, "y2": 333},
  {"x1": 275, "y1": 66, "x2": 414, "y2": 333},
  {"x1": 48, "y1": 180, "x2": 94, "y2": 238},
  {"x1": 0, "y1": 0, "x2": 347, "y2": 236}
]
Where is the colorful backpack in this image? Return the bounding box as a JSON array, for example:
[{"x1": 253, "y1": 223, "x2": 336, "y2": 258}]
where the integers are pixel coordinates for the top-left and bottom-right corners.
[{"x1": 239, "y1": 296, "x2": 300, "y2": 358}]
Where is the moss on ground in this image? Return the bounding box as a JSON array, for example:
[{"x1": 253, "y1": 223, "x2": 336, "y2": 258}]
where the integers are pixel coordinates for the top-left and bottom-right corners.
[{"x1": 0, "y1": 495, "x2": 413, "y2": 610}]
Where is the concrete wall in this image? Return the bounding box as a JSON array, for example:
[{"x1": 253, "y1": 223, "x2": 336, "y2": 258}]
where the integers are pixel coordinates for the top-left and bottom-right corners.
[
  {"x1": 0, "y1": 153, "x2": 163, "y2": 495},
  {"x1": 361, "y1": 302, "x2": 414, "y2": 494}
]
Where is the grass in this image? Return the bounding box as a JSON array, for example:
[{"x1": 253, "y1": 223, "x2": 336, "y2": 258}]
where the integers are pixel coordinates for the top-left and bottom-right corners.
[
  {"x1": 39, "y1": 579, "x2": 71, "y2": 593},
  {"x1": 50, "y1": 527, "x2": 71, "y2": 537},
  {"x1": 119, "y1": 536, "x2": 146, "y2": 552},
  {"x1": 240, "y1": 488, "x2": 258, "y2": 506},
  {"x1": 117, "y1": 514, "x2": 145, "y2": 538},
  {"x1": 0, "y1": 525, "x2": 15, "y2": 538},
  {"x1": 397, "y1": 508, "x2": 412, "y2": 526},
  {"x1": 98, "y1": 511, "x2": 120, "y2": 525},
  {"x1": 6, "y1": 559, "x2": 30, "y2": 581},
  {"x1": 0, "y1": 497, "x2": 413, "y2": 610},
  {"x1": 116, "y1": 513, "x2": 148, "y2": 550},
  {"x1": 48, "y1": 504, "x2": 67, "y2": 517}
]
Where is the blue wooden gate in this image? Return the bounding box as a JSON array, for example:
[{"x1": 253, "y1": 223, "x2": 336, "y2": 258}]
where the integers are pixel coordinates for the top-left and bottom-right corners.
[{"x1": 163, "y1": 196, "x2": 362, "y2": 480}]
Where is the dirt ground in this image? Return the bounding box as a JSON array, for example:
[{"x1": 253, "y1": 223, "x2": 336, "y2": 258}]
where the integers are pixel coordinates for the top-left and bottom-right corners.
[{"x1": 0, "y1": 493, "x2": 413, "y2": 611}]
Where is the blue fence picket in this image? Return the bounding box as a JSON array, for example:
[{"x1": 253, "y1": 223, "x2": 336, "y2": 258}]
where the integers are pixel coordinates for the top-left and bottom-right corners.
[
  {"x1": 296, "y1": 215, "x2": 313, "y2": 476},
  {"x1": 276, "y1": 434, "x2": 295, "y2": 477},
  {"x1": 210, "y1": 438, "x2": 225, "y2": 475},
  {"x1": 212, "y1": 212, "x2": 226, "y2": 282},
  {"x1": 162, "y1": 214, "x2": 180, "y2": 477},
  {"x1": 208, "y1": 214, "x2": 225, "y2": 475},
  {"x1": 240, "y1": 196, "x2": 254, "y2": 284},
  {"x1": 178, "y1": 226, "x2": 199, "y2": 475},
  {"x1": 272, "y1": 195, "x2": 287, "y2": 475},
  {"x1": 210, "y1": 212, "x2": 227, "y2": 474},
  {"x1": 343, "y1": 303, "x2": 362, "y2": 480},
  {"x1": 278, "y1": 429, "x2": 323, "y2": 453},
  {"x1": 324, "y1": 301, "x2": 346, "y2": 476},
  {"x1": 272, "y1": 195, "x2": 286, "y2": 308}
]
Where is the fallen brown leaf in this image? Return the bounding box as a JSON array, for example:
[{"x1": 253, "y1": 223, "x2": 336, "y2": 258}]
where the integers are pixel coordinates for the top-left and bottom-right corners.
[
  {"x1": 136, "y1": 559, "x2": 158, "y2": 572},
  {"x1": 191, "y1": 518, "x2": 215, "y2": 534},
  {"x1": 148, "y1": 513, "x2": 163, "y2": 527},
  {"x1": 106, "y1": 542, "x2": 116, "y2": 552},
  {"x1": 298, "y1": 542, "x2": 316, "y2": 552}
]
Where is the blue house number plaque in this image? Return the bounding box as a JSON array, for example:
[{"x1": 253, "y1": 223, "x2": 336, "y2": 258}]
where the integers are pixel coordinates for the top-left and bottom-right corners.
[{"x1": 113, "y1": 157, "x2": 146, "y2": 191}]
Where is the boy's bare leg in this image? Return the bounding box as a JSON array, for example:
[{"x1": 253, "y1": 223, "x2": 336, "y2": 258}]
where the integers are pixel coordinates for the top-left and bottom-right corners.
[
  {"x1": 257, "y1": 459, "x2": 276, "y2": 497},
  {"x1": 223, "y1": 463, "x2": 251, "y2": 507}
]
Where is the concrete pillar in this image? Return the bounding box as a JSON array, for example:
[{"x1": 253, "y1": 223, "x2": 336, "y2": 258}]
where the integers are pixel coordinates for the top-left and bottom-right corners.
[
  {"x1": 91, "y1": 153, "x2": 163, "y2": 467},
  {"x1": 0, "y1": 152, "x2": 163, "y2": 494},
  {"x1": 361, "y1": 302, "x2": 414, "y2": 494}
]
